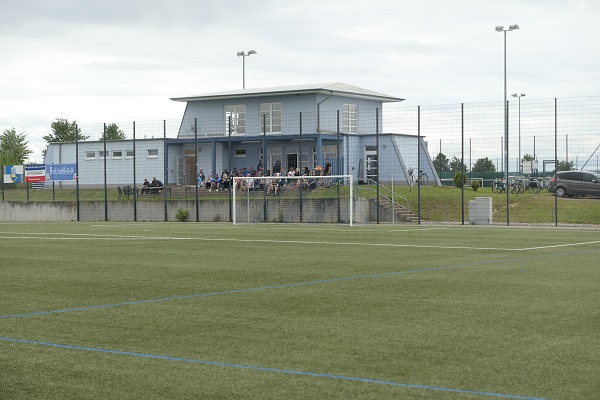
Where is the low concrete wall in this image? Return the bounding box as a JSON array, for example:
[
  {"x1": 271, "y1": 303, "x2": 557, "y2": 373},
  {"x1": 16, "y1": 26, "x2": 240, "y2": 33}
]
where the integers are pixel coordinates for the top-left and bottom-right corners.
[
  {"x1": 1, "y1": 198, "x2": 372, "y2": 223},
  {"x1": 0, "y1": 202, "x2": 77, "y2": 221}
]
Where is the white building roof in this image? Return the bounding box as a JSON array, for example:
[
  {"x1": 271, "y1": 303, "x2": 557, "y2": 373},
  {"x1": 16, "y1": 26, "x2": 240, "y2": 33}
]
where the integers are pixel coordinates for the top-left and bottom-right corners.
[{"x1": 170, "y1": 82, "x2": 404, "y2": 103}]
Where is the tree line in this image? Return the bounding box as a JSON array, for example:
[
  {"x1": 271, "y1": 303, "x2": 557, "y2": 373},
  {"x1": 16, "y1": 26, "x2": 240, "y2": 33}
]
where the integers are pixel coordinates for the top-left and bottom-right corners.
[
  {"x1": 1, "y1": 119, "x2": 126, "y2": 165},
  {"x1": 433, "y1": 152, "x2": 574, "y2": 174}
]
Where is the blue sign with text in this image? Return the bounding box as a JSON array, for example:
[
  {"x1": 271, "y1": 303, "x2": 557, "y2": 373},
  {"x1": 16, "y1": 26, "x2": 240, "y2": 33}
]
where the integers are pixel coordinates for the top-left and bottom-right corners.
[{"x1": 46, "y1": 164, "x2": 77, "y2": 181}]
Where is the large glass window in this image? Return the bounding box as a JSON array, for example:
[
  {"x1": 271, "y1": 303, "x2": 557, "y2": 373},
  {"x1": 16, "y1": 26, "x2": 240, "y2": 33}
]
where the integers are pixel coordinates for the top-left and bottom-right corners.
[
  {"x1": 260, "y1": 103, "x2": 282, "y2": 134},
  {"x1": 343, "y1": 104, "x2": 358, "y2": 134},
  {"x1": 225, "y1": 105, "x2": 246, "y2": 135}
]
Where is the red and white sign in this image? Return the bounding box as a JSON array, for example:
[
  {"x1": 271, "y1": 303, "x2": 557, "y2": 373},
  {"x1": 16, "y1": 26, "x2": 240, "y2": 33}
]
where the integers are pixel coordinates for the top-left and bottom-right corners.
[{"x1": 24, "y1": 164, "x2": 46, "y2": 183}]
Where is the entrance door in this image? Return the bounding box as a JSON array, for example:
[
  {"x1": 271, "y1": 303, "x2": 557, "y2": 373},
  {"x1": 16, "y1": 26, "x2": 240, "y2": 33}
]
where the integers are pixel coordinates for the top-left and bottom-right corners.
[
  {"x1": 286, "y1": 153, "x2": 298, "y2": 172},
  {"x1": 185, "y1": 157, "x2": 196, "y2": 185},
  {"x1": 365, "y1": 148, "x2": 378, "y2": 182}
]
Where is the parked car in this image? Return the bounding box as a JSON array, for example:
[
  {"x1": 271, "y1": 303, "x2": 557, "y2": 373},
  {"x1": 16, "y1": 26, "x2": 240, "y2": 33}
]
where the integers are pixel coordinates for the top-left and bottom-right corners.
[{"x1": 548, "y1": 171, "x2": 600, "y2": 197}]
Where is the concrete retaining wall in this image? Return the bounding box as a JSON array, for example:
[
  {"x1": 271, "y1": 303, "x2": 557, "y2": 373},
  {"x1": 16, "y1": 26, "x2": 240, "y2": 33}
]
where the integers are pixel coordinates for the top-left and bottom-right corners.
[{"x1": 1, "y1": 198, "x2": 373, "y2": 223}]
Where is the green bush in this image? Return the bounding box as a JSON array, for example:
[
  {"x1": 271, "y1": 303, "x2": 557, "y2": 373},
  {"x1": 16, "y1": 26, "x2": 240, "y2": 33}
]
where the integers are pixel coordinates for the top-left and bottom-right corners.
[
  {"x1": 453, "y1": 172, "x2": 466, "y2": 187},
  {"x1": 175, "y1": 209, "x2": 189, "y2": 222},
  {"x1": 471, "y1": 180, "x2": 480, "y2": 191}
]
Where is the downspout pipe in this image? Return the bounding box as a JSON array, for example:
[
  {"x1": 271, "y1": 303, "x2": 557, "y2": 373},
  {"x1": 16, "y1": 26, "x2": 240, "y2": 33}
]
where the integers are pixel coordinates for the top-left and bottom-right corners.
[{"x1": 316, "y1": 90, "x2": 334, "y2": 133}]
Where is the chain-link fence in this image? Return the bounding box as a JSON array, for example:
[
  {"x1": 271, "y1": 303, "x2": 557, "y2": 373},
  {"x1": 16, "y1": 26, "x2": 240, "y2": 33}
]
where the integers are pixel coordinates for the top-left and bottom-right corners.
[{"x1": 2, "y1": 97, "x2": 600, "y2": 224}]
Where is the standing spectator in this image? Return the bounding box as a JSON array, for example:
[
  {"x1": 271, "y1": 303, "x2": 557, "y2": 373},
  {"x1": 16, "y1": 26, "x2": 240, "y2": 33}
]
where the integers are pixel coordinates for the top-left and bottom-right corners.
[
  {"x1": 273, "y1": 160, "x2": 281, "y2": 175},
  {"x1": 257, "y1": 159, "x2": 263, "y2": 171},
  {"x1": 324, "y1": 158, "x2": 332, "y2": 187},
  {"x1": 197, "y1": 169, "x2": 205, "y2": 188},
  {"x1": 324, "y1": 158, "x2": 332, "y2": 176}
]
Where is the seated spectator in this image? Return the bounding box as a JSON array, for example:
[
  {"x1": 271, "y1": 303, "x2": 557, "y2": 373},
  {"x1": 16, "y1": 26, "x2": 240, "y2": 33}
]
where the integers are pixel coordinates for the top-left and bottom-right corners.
[
  {"x1": 141, "y1": 178, "x2": 150, "y2": 193},
  {"x1": 267, "y1": 177, "x2": 280, "y2": 195},
  {"x1": 304, "y1": 174, "x2": 317, "y2": 190},
  {"x1": 211, "y1": 174, "x2": 222, "y2": 191},
  {"x1": 206, "y1": 175, "x2": 212, "y2": 190},
  {"x1": 221, "y1": 170, "x2": 230, "y2": 191}
]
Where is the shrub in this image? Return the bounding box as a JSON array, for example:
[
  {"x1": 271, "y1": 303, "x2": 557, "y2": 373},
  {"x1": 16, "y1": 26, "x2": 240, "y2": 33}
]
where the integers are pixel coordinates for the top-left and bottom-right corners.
[
  {"x1": 175, "y1": 209, "x2": 189, "y2": 222},
  {"x1": 453, "y1": 172, "x2": 466, "y2": 187},
  {"x1": 471, "y1": 180, "x2": 480, "y2": 191}
]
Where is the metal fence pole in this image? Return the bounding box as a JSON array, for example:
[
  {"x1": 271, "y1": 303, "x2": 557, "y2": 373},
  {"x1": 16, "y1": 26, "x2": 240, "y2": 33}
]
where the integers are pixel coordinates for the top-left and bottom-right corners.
[
  {"x1": 103, "y1": 123, "x2": 108, "y2": 221},
  {"x1": 133, "y1": 121, "x2": 137, "y2": 222}
]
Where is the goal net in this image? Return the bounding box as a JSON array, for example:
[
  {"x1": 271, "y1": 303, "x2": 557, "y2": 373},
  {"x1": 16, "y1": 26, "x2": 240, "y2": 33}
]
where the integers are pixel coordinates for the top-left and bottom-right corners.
[{"x1": 232, "y1": 175, "x2": 354, "y2": 225}]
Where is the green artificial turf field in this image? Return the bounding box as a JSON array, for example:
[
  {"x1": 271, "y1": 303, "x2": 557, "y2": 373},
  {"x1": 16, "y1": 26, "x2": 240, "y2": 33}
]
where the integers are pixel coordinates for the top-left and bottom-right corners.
[{"x1": 1, "y1": 222, "x2": 599, "y2": 399}]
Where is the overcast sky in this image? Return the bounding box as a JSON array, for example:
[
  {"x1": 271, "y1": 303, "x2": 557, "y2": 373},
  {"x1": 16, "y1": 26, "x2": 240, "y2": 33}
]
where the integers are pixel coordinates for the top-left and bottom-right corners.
[{"x1": 1, "y1": 0, "x2": 599, "y2": 162}]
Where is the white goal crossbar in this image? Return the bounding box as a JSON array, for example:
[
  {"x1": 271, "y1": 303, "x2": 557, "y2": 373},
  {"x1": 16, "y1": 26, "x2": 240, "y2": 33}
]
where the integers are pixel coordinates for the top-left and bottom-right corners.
[{"x1": 232, "y1": 175, "x2": 353, "y2": 225}]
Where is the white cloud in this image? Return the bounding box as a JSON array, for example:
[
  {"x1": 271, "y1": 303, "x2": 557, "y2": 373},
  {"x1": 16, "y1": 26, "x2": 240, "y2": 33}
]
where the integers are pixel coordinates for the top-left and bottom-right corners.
[{"x1": 1, "y1": 0, "x2": 599, "y2": 162}]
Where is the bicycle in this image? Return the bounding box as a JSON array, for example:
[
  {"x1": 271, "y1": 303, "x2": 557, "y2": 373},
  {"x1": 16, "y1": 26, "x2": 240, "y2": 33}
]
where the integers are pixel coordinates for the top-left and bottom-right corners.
[
  {"x1": 492, "y1": 178, "x2": 506, "y2": 193},
  {"x1": 408, "y1": 167, "x2": 428, "y2": 185}
]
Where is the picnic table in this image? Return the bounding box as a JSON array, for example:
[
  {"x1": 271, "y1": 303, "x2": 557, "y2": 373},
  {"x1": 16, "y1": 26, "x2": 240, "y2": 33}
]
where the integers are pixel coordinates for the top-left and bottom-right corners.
[{"x1": 137, "y1": 187, "x2": 171, "y2": 198}]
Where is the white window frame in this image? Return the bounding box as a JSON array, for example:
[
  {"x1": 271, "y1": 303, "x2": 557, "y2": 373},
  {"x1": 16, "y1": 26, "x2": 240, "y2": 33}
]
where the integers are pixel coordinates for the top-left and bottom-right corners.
[
  {"x1": 225, "y1": 105, "x2": 246, "y2": 135},
  {"x1": 343, "y1": 104, "x2": 358, "y2": 134},
  {"x1": 112, "y1": 150, "x2": 123, "y2": 159},
  {"x1": 260, "y1": 102, "x2": 282, "y2": 134},
  {"x1": 85, "y1": 151, "x2": 96, "y2": 160},
  {"x1": 147, "y1": 149, "x2": 159, "y2": 159},
  {"x1": 125, "y1": 150, "x2": 134, "y2": 159},
  {"x1": 98, "y1": 151, "x2": 107, "y2": 159}
]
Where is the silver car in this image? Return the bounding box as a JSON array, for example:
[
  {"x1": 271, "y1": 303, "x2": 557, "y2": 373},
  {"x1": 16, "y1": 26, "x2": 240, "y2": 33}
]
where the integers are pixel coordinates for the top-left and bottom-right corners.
[{"x1": 548, "y1": 171, "x2": 600, "y2": 197}]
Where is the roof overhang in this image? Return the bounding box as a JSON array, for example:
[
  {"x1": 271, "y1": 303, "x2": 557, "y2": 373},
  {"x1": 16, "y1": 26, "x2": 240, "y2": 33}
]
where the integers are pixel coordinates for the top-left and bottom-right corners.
[{"x1": 170, "y1": 82, "x2": 404, "y2": 103}]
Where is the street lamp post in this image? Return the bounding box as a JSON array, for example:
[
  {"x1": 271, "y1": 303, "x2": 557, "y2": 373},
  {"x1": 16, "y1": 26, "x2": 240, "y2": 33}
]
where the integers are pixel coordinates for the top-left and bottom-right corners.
[
  {"x1": 512, "y1": 92, "x2": 526, "y2": 172},
  {"x1": 496, "y1": 23, "x2": 519, "y2": 225},
  {"x1": 236, "y1": 50, "x2": 257, "y2": 89}
]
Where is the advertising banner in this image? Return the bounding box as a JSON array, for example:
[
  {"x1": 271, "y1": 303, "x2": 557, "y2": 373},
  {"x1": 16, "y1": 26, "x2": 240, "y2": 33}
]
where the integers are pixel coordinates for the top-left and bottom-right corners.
[
  {"x1": 46, "y1": 164, "x2": 77, "y2": 181},
  {"x1": 3, "y1": 165, "x2": 23, "y2": 184},
  {"x1": 24, "y1": 164, "x2": 46, "y2": 183}
]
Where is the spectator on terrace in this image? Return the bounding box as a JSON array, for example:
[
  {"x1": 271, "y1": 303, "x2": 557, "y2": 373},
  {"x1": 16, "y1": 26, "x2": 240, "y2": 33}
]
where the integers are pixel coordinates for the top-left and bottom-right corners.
[{"x1": 141, "y1": 178, "x2": 150, "y2": 193}]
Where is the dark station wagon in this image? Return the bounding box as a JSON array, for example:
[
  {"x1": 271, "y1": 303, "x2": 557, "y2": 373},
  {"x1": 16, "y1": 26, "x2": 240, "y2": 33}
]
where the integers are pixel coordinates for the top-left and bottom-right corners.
[{"x1": 548, "y1": 171, "x2": 600, "y2": 197}]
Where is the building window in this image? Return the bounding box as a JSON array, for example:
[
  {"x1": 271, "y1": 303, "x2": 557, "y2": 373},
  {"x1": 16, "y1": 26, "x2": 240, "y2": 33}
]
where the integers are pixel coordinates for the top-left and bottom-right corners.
[
  {"x1": 125, "y1": 150, "x2": 134, "y2": 159},
  {"x1": 260, "y1": 102, "x2": 282, "y2": 134},
  {"x1": 112, "y1": 150, "x2": 123, "y2": 159},
  {"x1": 98, "y1": 151, "x2": 107, "y2": 159},
  {"x1": 234, "y1": 148, "x2": 247, "y2": 158},
  {"x1": 85, "y1": 151, "x2": 96, "y2": 160},
  {"x1": 343, "y1": 104, "x2": 358, "y2": 134},
  {"x1": 225, "y1": 105, "x2": 246, "y2": 135},
  {"x1": 147, "y1": 149, "x2": 159, "y2": 158}
]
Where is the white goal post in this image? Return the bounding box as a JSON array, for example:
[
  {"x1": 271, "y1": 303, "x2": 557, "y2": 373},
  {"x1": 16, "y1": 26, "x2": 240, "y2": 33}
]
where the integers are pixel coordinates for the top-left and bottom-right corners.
[{"x1": 232, "y1": 175, "x2": 354, "y2": 225}]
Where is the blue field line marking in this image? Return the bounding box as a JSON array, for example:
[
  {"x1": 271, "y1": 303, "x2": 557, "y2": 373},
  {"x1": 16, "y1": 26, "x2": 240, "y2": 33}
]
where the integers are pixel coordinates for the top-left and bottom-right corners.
[
  {"x1": 2, "y1": 247, "x2": 599, "y2": 321},
  {"x1": 0, "y1": 337, "x2": 547, "y2": 400}
]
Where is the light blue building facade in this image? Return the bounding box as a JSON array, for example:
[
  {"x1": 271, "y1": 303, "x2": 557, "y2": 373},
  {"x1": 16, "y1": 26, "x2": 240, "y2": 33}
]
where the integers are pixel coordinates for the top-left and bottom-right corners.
[{"x1": 45, "y1": 83, "x2": 439, "y2": 187}]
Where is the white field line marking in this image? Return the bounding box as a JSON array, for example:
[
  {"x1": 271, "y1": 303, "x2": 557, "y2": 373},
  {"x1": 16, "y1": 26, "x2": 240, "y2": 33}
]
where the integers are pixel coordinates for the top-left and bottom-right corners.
[
  {"x1": 1, "y1": 232, "x2": 600, "y2": 251},
  {"x1": 88, "y1": 224, "x2": 450, "y2": 234}
]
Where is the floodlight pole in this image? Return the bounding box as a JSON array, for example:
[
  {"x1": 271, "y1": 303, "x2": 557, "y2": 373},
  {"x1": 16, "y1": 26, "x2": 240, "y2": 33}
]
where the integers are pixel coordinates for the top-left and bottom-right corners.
[
  {"x1": 512, "y1": 93, "x2": 525, "y2": 172},
  {"x1": 496, "y1": 24, "x2": 520, "y2": 225},
  {"x1": 237, "y1": 50, "x2": 257, "y2": 89}
]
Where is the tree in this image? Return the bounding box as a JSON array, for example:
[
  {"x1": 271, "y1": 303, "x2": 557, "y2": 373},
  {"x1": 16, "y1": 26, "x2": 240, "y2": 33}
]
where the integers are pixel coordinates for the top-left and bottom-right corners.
[
  {"x1": 433, "y1": 152, "x2": 450, "y2": 172},
  {"x1": 522, "y1": 153, "x2": 535, "y2": 162},
  {"x1": 43, "y1": 118, "x2": 88, "y2": 144},
  {"x1": 558, "y1": 160, "x2": 575, "y2": 171},
  {"x1": 449, "y1": 156, "x2": 468, "y2": 172},
  {"x1": 0, "y1": 127, "x2": 32, "y2": 165},
  {"x1": 99, "y1": 123, "x2": 126, "y2": 141},
  {"x1": 471, "y1": 157, "x2": 496, "y2": 173}
]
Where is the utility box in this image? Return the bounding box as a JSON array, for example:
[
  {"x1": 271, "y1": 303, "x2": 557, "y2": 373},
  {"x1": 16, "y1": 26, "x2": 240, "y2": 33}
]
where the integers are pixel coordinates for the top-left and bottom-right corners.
[{"x1": 468, "y1": 197, "x2": 492, "y2": 225}]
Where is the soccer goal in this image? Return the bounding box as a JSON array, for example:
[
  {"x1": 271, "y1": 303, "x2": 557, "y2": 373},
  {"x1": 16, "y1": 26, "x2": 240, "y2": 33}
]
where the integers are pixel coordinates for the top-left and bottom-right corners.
[{"x1": 232, "y1": 175, "x2": 354, "y2": 225}]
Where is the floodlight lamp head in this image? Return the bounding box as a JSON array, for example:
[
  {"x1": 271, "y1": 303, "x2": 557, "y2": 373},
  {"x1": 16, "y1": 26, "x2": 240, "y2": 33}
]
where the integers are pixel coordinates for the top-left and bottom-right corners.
[
  {"x1": 237, "y1": 51, "x2": 245, "y2": 57},
  {"x1": 509, "y1": 24, "x2": 520, "y2": 30},
  {"x1": 247, "y1": 50, "x2": 257, "y2": 56},
  {"x1": 511, "y1": 93, "x2": 518, "y2": 97},
  {"x1": 495, "y1": 25, "x2": 504, "y2": 32},
  {"x1": 521, "y1": 93, "x2": 526, "y2": 97}
]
